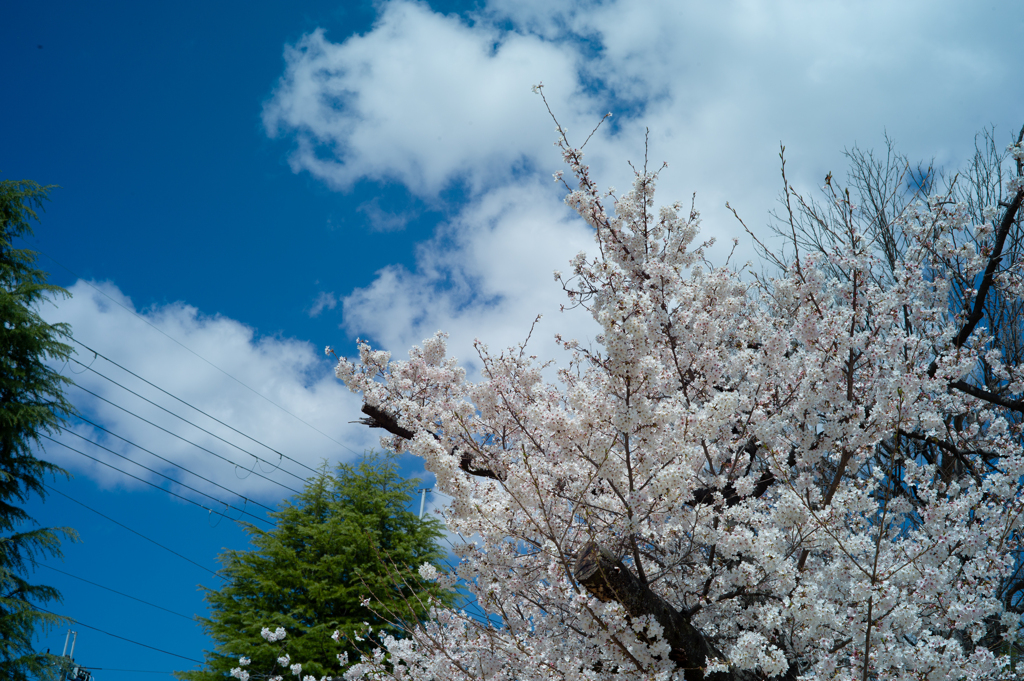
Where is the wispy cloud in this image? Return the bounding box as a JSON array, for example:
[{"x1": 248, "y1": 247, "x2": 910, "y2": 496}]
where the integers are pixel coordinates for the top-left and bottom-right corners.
[
  {"x1": 308, "y1": 290, "x2": 339, "y2": 317},
  {"x1": 357, "y1": 197, "x2": 415, "y2": 232}
]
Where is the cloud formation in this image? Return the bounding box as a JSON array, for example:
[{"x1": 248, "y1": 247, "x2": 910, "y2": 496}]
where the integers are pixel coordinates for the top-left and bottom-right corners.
[
  {"x1": 266, "y1": 0, "x2": 1023, "y2": 216},
  {"x1": 40, "y1": 281, "x2": 374, "y2": 506},
  {"x1": 357, "y1": 197, "x2": 416, "y2": 233},
  {"x1": 341, "y1": 177, "x2": 599, "y2": 370},
  {"x1": 266, "y1": 0, "x2": 1024, "y2": 375},
  {"x1": 262, "y1": 0, "x2": 591, "y2": 198},
  {"x1": 308, "y1": 291, "x2": 339, "y2": 317}
]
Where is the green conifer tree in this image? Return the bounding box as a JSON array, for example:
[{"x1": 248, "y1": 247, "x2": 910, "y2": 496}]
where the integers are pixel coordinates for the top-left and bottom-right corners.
[
  {"x1": 178, "y1": 455, "x2": 456, "y2": 681},
  {"x1": 0, "y1": 178, "x2": 77, "y2": 681}
]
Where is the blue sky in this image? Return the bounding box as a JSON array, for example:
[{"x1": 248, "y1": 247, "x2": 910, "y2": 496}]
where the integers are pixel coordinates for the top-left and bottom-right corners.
[{"x1": 3, "y1": 0, "x2": 1024, "y2": 677}]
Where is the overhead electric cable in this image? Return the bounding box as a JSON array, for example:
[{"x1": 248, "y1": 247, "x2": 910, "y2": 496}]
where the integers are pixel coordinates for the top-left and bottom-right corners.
[
  {"x1": 32, "y1": 605, "x2": 203, "y2": 663},
  {"x1": 66, "y1": 412, "x2": 280, "y2": 513},
  {"x1": 43, "y1": 435, "x2": 261, "y2": 524},
  {"x1": 81, "y1": 670, "x2": 177, "y2": 674},
  {"x1": 39, "y1": 251, "x2": 358, "y2": 455},
  {"x1": 69, "y1": 337, "x2": 332, "y2": 470},
  {"x1": 69, "y1": 383, "x2": 302, "y2": 494},
  {"x1": 45, "y1": 486, "x2": 225, "y2": 580},
  {"x1": 44, "y1": 433, "x2": 272, "y2": 526},
  {"x1": 37, "y1": 565, "x2": 194, "y2": 621},
  {"x1": 70, "y1": 354, "x2": 311, "y2": 480}
]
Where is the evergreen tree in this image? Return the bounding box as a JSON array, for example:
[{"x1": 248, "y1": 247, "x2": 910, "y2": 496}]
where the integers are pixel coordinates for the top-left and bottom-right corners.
[
  {"x1": 178, "y1": 455, "x2": 456, "y2": 681},
  {"x1": 0, "y1": 178, "x2": 77, "y2": 681}
]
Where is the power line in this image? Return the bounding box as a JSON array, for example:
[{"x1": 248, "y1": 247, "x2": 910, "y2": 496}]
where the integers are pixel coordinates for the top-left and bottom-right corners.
[
  {"x1": 68, "y1": 383, "x2": 302, "y2": 495},
  {"x1": 86, "y1": 670, "x2": 177, "y2": 675},
  {"x1": 42, "y1": 434, "x2": 270, "y2": 527},
  {"x1": 70, "y1": 337, "x2": 338, "y2": 471},
  {"x1": 39, "y1": 251, "x2": 358, "y2": 456},
  {"x1": 37, "y1": 565, "x2": 195, "y2": 621},
  {"x1": 66, "y1": 412, "x2": 280, "y2": 514},
  {"x1": 33, "y1": 605, "x2": 203, "y2": 663},
  {"x1": 44, "y1": 486, "x2": 225, "y2": 581},
  {"x1": 70, "y1": 352, "x2": 312, "y2": 482},
  {"x1": 45, "y1": 432, "x2": 270, "y2": 526}
]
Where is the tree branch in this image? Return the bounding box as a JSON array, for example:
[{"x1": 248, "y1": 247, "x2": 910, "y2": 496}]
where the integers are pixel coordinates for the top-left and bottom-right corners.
[
  {"x1": 359, "y1": 403, "x2": 415, "y2": 439},
  {"x1": 689, "y1": 470, "x2": 777, "y2": 508},
  {"x1": 950, "y1": 380, "x2": 1024, "y2": 413},
  {"x1": 950, "y1": 125, "x2": 1024, "y2": 351},
  {"x1": 358, "y1": 403, "x2": 504, "y2": 480},
  {"x1": 573, "y1": 542, "x2": 792, "y2": 681}
]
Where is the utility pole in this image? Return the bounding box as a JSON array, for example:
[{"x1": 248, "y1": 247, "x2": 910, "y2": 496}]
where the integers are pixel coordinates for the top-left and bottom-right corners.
[{"x1": 56, "y1": 630, "x2": 93, "y2": 681}]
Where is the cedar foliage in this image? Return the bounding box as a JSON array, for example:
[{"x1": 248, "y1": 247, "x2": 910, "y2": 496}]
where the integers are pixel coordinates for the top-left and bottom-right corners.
[
  {"x1": 178, "y1": 455, "x2": 455, "y2": 680},
  {"x1": 0, "y1": 178, "x2": 77, "y2": 681}
]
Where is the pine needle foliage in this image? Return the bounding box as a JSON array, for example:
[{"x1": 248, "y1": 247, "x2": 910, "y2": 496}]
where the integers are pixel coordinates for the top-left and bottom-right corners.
[
  {"x1": 0, "y1": 178, "x2": 77, "y2": 681},
  {"x1": 178, "y1": 454, "x2": 455, "y2": 681}
]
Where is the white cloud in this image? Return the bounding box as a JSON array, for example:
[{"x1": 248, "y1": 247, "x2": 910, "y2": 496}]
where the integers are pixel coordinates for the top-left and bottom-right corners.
[
  {"x1": 262, "y1": 0, "x2": 594, "y2": 198},
  {"x1": 357, "y1": 197, "x2": 415, "y2": 232},
  {"x1": 265, "y1": 0, "x2": 1023, "y2": 226},
  {"x1": 40, "y1": 281, "x2": 375, "y2": 506},
  {"x1": 341, "y1": 177, "x2": 600, "y2": 372},
  {"x1": 308, "y1": 290, "x2": 339, "y2": 317},
  {"x1": 270, "y1": 0, "x2": 1024, "y2": 398}
]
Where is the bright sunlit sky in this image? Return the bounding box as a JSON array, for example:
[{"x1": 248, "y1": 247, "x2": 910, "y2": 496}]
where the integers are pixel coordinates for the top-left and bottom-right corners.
[{"x1": 4, "y1": 0, "x2": 1024, "y2": 677}]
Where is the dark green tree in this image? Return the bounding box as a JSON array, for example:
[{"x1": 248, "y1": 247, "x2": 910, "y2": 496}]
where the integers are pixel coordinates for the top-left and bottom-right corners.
[
  {"x1": 178, "y1": 454, "x2": 456, "y2": 681},
  {"x1": 0, "y1": 178, "x2": 77, "y2": 681}
]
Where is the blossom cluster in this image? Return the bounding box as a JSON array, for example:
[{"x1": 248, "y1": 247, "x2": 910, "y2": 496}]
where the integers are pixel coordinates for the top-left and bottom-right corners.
[
  {"x1": 261, "y1": 627, "x2": 287, "y2": 643},
  {"x1": 238, "y1": 623, "x2": 376, "y2": 681}
]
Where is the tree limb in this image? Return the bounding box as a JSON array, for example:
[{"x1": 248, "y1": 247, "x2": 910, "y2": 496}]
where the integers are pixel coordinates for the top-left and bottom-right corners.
[
  {"x1": 950, "y1": 380, "x2": 1024, "y2": 413},
  {"x1": 574, "y1": 542, "x2": 792, "y2": 681},
  {"x1": 358, "y1": 403, "x2": 504, "y2": 480},
  {"x1": 359, "y1": 403, "x2": 415, "y2": 439},
  {"x1": 689, "y1": 470, "x2": 777, "y2": 508},
  {"x1": 949, "y1": 124, "x2": 1024, "y2": 352}
]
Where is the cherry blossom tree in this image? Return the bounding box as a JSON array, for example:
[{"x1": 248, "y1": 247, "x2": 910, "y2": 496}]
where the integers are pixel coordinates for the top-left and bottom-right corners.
[
  {"x1": 329, "y1": 114, "x2": 1024, "y2": 680},
  {"x1": 316, "y1": 107, "x2": 1024, "y2": 680}
]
